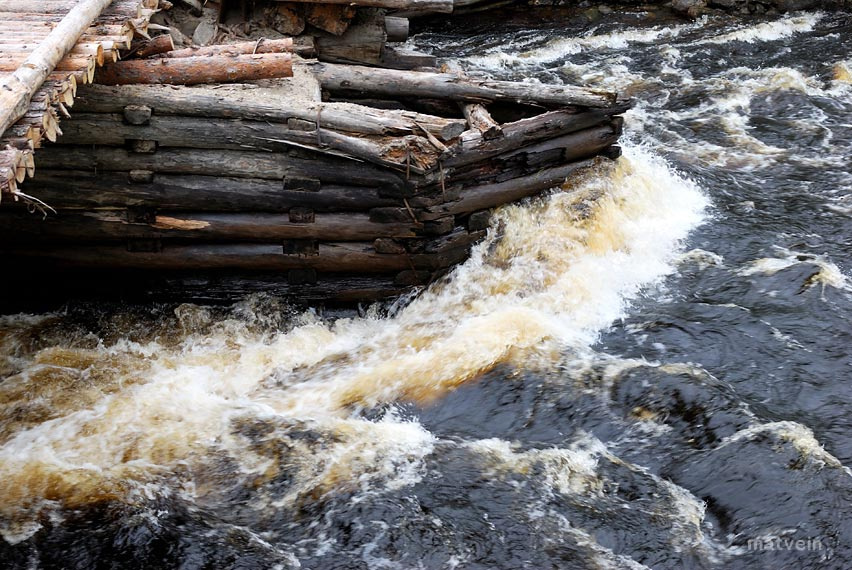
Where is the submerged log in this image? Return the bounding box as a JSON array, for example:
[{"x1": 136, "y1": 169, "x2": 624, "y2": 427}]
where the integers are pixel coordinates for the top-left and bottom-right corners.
[
  {"x1": 311, "y1": 63, "x2": 619, "y2": 108},
  {"x1": 73, "y1": 84, "x2": 467, "y2": 141},
  {"x1": 95, "y1": 53, "x2": 294, "y2": 85}
]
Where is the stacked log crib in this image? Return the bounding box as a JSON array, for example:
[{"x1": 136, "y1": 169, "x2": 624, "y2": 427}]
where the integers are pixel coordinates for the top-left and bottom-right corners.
[{"x1": 0, "y1": 9, "x2": 628, "y2": 305}]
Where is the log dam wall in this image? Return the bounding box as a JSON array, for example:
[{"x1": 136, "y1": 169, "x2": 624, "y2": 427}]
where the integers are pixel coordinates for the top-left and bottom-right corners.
[{"x1": 0, "y1": 2, "x2": 629, "y2": 307}]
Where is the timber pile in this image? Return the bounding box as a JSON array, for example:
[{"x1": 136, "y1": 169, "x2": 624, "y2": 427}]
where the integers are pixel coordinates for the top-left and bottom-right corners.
[
  {"x1": 0, "y1": 48, "x2": 628, "y2": 303},
  {"x1": 0, "y1": 0, "x2": 157, "y2": 195}
]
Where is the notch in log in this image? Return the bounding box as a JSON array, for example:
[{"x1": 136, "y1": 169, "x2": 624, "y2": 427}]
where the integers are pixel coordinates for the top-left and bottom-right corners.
[
  {"x1": 284, "y1": 176, "x2": 321, "y2": 192},
  {"x1": 128, "y1": 139, "x2": 158, "y2": 154},
  {"x1": 289, "y1": 207, "x2": 315, "y2": 223},
  {"x1": 127, "y1": 206, "x2": 157, "y2": 223},
  {"x1": 423, "y1": 216, "x2": 454, "y2": 236},
  {"x1": 287, "y1": 118, "x2": 317, "y2": 132},
  {"x1": 128, "y1": 169, "x2": 154, "y2": 184},
  {"x1": 370, "y1": 207, "x2": 413, "y2": 223},
  {"x1": 374, "y1": 238, "x2": 406, "y2": 254},
  {"x1": 123, "y1": 104, "x2": 152, "y2": 125},
  {"x1": 283, "y1": 239, "x2": 319, "y2": 256},
  {"x1": 288, "y1": 268, "x2": 317, "y2": 285}
]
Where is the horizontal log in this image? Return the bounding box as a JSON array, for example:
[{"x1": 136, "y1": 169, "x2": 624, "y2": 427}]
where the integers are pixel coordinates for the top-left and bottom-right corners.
[
  {"x1": 442, "y1": 107, "x2": 627, "y2": 169},
  {"x1": 35, "y1": 146, "x2": 408, "y2": 190},
  {"x1": 131, "y1": 34, "x2": 175, "y2": 58},
  {"x1": 73, "y1": 83, "x2": 466, "y2": 141},
  {"x1": 158, "y1": 38, "x2": 296, "y2": 59},
  {"x1": 315, "y1": 13, "x2": 385, "y2": 66},
  {"x1": 311, "y1": 62, "x2": 620, "y2": 108},
  {"x1": 54, "y1": 113, "x2": 439, "y2": 173},
  {"x1": 17, "y1": 170, "x2": 401, "y2": 211},
  {"x1": 95, "y1": 53, "x2": 294, "y2": 85},
  {"x1": 424, "y1": 157, "x2": 600, "y2": 218},
  {"x1": 0, "y1": 211, "x2": 420, "y2": 242},
  {"x1": 0, "y1": 243, "x2": 416, "y2": 272},
  {"x1": 274, "y1": 0, "x2": 453, "y2": 12}
]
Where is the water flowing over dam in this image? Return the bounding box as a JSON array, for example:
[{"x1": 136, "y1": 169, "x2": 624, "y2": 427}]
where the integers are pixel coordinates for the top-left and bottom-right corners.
[{"x1": 2, "y1": 7, "x2": 852, "y2": 570}]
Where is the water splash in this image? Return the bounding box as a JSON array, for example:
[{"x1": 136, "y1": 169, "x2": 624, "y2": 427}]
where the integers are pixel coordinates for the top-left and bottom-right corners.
[{"x1": 0, "y1": 143, "x2": 706, "y2": 542}]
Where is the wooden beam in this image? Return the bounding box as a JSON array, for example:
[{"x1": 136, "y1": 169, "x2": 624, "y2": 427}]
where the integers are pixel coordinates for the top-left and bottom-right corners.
[{"x1": 95, "y1": 53, "x2": 293, "y2": 85}]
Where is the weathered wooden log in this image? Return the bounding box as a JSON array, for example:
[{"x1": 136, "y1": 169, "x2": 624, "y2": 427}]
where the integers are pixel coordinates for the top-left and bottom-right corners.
[
  {"x1": 270, "y1": 3, "x2": 306, "y2": 36},
  {"x1": 131, "y1": 34, "x2": 176, "y2": 58},
  {"x1": 55, "y1": 113, "x2": 440, "y2": 173},
  {"x1": 316, "y1": 13, "x2": 386, "y2": 66},
  {"x1": 17, "y1": 170, "x2": 401, "y2": 211},
  {"x1": 303, "y1": 4, "x2": 357, "y2": 35},
  {"x1": 73, "y1": 83, "x2": 467, "y2": 141},
  {"x1": 158, "y1": 38, "x2": 299, "y2": 59},
  {"x1": 274, "y1": 0, "x2": 453, "y2": 12},
  {"x1": 95, "y1": 53, "x2": 294, "y2": 85},
  {"x1": 379, "y1": 47, "x2": 438, "y2": 71},
  {"x1": 35, "y1": 147, "x2": 408, "y2": 190},
  {"x1": 311, "y1": 62, "x2": 619, "y2": 108},
  {"x1": 0, "y1": 243, "x2": 414, "y2": 272},
  {"x1": 0, "y1": 0, "x2": 113, "y2": 137},
  {"x1": 385, "y1": 16, "x2": 409, "y2": 42},
  {"x1": 0, "y1": 0, "x2": 138, "y2": 12},
  {"x1": 0, "y1": 211, "x2": 420, "y2": 242},
  {"x1": 423, "y1": 157, "x2": 600, "y2": 218},
  {"x1": 462, "y1": 103, "x2": 502, "y2": 140},
  {"x1": 442, "y1": 107, "x2": 628, "y2": 169}
]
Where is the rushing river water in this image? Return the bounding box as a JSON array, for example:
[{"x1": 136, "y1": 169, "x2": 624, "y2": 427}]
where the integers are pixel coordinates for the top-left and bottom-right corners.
[{"x1": 2, "y1": 8, "x2": 852, "y2": 570}]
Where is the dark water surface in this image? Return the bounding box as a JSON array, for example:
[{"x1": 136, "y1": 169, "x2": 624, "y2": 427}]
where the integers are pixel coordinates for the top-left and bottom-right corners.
[{"x1": 2, "y1": 9, "x2": 852, "y2": 570}]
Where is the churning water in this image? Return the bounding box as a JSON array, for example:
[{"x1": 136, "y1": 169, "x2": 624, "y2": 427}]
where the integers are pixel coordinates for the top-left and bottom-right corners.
[{"x1": 2, "y1": 8, "x2": 852, "y2": 570}]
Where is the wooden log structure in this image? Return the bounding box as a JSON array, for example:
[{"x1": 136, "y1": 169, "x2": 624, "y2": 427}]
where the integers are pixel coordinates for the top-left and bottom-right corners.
[
  {"x1": 1, "y1": 31, "x2": 629, "y2": 305},
  {"x1": 95, "y1": 53, "x2": 294, "y2": 85},
  {"x1": 0, "y1": 0, "x2": 156, "y2": 195}
]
